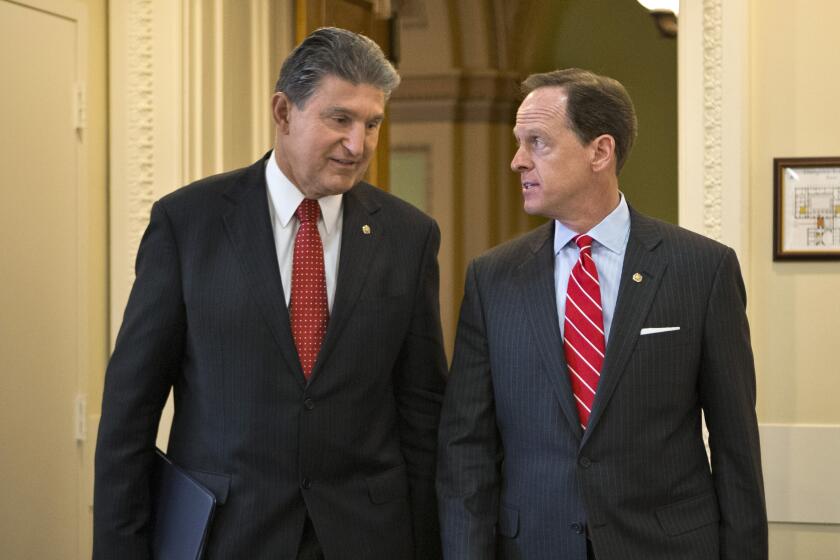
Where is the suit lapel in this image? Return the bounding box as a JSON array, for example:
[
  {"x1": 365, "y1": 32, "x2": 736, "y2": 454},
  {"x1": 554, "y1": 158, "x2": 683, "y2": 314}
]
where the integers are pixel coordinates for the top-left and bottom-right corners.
[
  {"x1": 222, "y1": 155, "x2": 306, "y2": 385},
  {"x1": 308, "y1": 184, "x2": 382, "y2": 382},
  {"x1": 582, "y1": 209, "x2": 666, "y2": 443},
  {"x1": 516, "y1": 222, "x2": 583, "y2": 437}
]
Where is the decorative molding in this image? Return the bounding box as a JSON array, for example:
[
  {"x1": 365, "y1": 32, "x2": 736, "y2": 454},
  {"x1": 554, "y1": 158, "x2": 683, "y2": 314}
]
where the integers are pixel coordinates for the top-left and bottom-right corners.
[
  {"x1": 126, "y1": 0, "x2": 156, "y2": 282},
  {"x1": 702, "y1": 0, "x2": 723, "y2": 241},
  {"x1": 679, "y1": 0, "x2": 750, "y2": 272},
  {"x1": 700, "y1": 0, "x2": 726, "y2": 455},
  {"x1": 390, "y1": 71, "x2": 520, "y2": 123}
]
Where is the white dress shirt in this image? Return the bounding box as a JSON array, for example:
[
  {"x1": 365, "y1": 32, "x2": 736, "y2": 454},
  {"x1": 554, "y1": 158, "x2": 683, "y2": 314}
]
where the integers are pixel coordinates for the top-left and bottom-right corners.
[
  {"x1": 265, "y1": 151, "x2": 343, "y2": 312},
  {"x1": 553, "y1": 193, "x2": 631, "y2": 343}
]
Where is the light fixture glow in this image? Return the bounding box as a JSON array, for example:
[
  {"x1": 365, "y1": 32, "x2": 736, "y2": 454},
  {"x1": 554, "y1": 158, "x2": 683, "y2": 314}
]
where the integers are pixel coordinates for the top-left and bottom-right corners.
[
  {"x1": 637, "y1": 0, "x2": 679, "y2": 38},
  {"x1": 637, "y1": 0, "x2": 679, "y2": 16}
]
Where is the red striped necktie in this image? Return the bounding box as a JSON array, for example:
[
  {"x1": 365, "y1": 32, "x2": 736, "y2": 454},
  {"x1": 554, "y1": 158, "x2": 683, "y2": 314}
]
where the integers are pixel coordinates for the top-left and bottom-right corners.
[
  {"x1": 563, "y1": 234, "x2": 605, "y2": 430},
  {"x1": 290, "y1": 198, "x2": 328, "y2": 379}
]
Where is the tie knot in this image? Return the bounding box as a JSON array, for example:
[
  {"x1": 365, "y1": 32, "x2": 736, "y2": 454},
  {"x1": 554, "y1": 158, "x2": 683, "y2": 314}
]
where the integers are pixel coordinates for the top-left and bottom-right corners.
[
  {"x1": 574, "y1": 234, "x2": 594, "y2": 254},
  {"x1": 296, "y1": 198, "x2": 321, "y2": 224}
]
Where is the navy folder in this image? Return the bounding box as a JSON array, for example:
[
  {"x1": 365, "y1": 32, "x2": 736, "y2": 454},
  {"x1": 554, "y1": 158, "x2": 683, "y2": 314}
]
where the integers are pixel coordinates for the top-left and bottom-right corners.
[{"x1": 151, "y1": 449, "x2": 217, "y2": 560}]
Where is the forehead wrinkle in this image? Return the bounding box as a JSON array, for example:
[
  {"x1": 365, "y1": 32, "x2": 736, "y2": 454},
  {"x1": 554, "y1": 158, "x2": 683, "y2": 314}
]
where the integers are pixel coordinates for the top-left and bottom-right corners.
[
  {"x1": 514, "y1": 109, "x2": 564, "y2": 139},
  {"x1": 516, "y1": 103, "x2": 565, "y2": 125}
]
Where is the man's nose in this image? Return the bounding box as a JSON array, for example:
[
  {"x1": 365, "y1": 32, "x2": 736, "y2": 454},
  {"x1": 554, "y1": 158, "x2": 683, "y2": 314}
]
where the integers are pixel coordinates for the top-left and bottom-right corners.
[
  {"x1": 511, "y1": 146, "x2": 531, "y2": 173},
  {"x1": 343, "y1": 123, "x2": 366, "y2": 156}
]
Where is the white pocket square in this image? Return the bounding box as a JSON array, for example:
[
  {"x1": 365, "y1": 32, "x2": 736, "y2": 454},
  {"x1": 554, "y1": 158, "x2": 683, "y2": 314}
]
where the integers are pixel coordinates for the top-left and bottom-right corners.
[{"x1": 639, "y1": 326, "x2": 680, "y2": 335}]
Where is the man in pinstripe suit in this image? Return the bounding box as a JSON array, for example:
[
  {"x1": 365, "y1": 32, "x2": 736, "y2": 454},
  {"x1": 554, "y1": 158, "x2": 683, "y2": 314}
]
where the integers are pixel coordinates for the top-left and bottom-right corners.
[
  {"x1": 94, "y1": 28, "x2": 446, "y2": 559},
  {"x1": 437, "y1": 69, "x2": 767, "y2": 559}
]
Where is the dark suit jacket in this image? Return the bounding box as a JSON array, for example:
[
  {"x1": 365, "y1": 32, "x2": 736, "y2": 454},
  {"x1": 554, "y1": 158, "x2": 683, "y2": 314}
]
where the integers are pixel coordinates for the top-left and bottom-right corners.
[
  {"x1": 94, "y1": 154, "x2": 447, "y2": 559},
  {"x1": 437, "y1": 208, "x2": 767, "y2": 560}
]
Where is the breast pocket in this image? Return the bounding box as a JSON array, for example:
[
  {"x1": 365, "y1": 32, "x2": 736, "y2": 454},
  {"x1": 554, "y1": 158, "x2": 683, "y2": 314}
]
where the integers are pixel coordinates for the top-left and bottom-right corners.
[{"x1": 635, "y1": 326, "x2": 690, "y2": 351}]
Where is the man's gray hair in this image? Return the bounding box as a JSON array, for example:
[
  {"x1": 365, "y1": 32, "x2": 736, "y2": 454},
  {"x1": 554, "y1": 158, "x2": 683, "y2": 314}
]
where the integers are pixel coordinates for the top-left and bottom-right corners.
[{"x1": 275, "y1": 27, "x2": 400, "y2": 107}]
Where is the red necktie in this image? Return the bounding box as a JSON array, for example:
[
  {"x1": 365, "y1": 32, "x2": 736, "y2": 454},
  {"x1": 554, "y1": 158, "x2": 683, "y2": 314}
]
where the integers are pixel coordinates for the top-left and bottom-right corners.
[
  {"x1": 290, "y1": 199, "x2": 328, "y2": 379},
  {"x1": 563, "y1": 234, "x2": 605, "y2": 429}
]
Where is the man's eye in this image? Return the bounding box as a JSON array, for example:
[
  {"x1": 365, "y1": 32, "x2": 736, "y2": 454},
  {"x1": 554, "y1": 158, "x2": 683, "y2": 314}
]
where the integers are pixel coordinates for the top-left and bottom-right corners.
[
  {"x1": 367, "y1": 121, "x2": 381, "y2": 130},
  {"x1": 333, "y1": 116, "x2": 349, "y2": 125}
]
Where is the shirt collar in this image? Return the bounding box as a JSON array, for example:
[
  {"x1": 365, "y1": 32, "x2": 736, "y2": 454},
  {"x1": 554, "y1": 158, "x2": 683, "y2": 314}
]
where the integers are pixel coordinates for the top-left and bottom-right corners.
[
  {"x1": 265, "y1": 150, "x2": 343, "y2": 234},
  {"x1": 553, "y1": 193, "x2": 630, "y2": 255}
]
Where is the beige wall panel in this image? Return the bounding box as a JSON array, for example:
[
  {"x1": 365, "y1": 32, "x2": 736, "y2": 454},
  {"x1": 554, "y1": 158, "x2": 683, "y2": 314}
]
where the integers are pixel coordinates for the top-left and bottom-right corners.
[
  {"x1": 760, "y1": 425, "x2": 840, "y2": 524},
  {"x1": 744, "y1": 0, "x2": 840, "y2": 555},
  {"x1": 749, "y1": 0, "x2": 840, "y2": 424}
]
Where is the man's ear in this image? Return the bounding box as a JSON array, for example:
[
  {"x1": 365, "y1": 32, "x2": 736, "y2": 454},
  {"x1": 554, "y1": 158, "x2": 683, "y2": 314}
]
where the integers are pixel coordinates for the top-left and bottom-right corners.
[
  {"x1": 272, "y1": 92, "x2": 292, "y2": 133},
  {"x1": 590, "y1": 134, "x2": 616, "y2": 173}
]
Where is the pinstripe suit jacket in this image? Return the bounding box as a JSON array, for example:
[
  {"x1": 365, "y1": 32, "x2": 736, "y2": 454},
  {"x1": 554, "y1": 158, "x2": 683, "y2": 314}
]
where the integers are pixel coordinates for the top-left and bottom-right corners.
[
  {"x1": 438, "y1": 208, "x2": 767, "y2": 559},
  {"x1": 94, "y1": 154, "x2": 447, "y2": 559}
]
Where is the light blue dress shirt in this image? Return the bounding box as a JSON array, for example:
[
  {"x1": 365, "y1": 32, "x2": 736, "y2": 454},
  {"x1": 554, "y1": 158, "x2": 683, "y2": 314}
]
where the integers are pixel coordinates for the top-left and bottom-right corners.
[{"x1": 554, "y1": 194, "x2": 631, "y2": 343}]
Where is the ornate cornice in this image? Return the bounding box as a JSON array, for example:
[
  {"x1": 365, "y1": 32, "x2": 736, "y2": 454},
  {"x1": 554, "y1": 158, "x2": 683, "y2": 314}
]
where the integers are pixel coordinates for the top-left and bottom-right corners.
[
  {"x1": 126, "y1": 0, "x2": 156, "y2": 279},
  {"x1": 703, "y1": 0, "x2": 723, "y2": 241}
]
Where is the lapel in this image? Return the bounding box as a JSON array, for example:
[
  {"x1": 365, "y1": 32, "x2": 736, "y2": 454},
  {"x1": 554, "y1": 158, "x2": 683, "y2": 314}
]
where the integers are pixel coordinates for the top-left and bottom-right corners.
[
  {"x1": 222, "y1": 154, "x2": 305, "y2": 386},
  {"x1": 307, "y1": 183, "x2": 382, "y2": 384},
  {"x1": 582, "y1": 208, "x2": 667, "y2": 444},
  {"x1": 516, "y1": 221, "x2": 583, "y2": 438}
]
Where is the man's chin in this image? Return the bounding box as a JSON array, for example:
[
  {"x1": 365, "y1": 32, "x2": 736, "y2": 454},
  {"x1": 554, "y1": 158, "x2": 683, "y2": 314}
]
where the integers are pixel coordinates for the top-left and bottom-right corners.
[
  {"x1": 318, "y1": 178, "x2": 359, "y2": 197},
  {"x1": 522, "y1": 201, "x2": 542, "y2": 217}
]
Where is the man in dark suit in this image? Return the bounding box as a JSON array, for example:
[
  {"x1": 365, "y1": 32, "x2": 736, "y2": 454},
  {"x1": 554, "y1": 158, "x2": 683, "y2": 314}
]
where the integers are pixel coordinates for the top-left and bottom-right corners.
[
  {"x1": 437, "y1": 68, "x2": 767, "y2": 559},
  {"x1": 94, "y1": 27, "x2": 446, "y2": 559}
]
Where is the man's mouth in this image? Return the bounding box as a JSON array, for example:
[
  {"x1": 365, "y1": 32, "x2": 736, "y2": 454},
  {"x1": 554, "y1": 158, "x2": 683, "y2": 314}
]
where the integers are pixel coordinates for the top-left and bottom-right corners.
[
  {"x1": 522, "y1": 181, "x2": 539, "y2": 190},
  {"x1": 330, "y1": 157, "x2": 359, "y2": 167}
]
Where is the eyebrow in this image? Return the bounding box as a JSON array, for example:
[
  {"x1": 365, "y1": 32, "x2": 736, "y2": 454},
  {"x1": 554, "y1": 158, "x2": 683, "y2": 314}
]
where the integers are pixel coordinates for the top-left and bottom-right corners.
[{"x1": 321, "y1": 106, "x2": 384, "y2": 122}]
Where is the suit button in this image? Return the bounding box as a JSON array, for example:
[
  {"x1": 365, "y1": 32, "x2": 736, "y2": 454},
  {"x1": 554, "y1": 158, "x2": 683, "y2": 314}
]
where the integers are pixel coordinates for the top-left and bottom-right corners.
[
  {"x1": 304, "y1": 398, "x2": 315, "y2": 410},
  {"x1": 579, "y1": 456, "x2": 592, "y2": 468},
  {"x1": 301, "y1": 478, "x2": 311, "y2": 490},
  {"x1": 570, "y1": 522, "x2": 584, "y2": 534}
]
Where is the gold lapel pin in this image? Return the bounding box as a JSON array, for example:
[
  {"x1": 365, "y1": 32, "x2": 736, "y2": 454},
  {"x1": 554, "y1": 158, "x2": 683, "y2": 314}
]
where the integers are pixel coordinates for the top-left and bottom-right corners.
[
  {"x1": 362, "y1": 224, "x2": 371, "y2": 235},
  {"x1": 632, "y1": 272, "x2": 643, "y2": 283}
]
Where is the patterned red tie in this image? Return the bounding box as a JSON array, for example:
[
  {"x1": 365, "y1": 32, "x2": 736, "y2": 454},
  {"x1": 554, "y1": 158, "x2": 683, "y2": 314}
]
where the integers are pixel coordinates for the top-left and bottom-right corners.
[
  {"x1": 290, "y1": 199, "x2": 328, "y2": 379},
  {"x1": 563, "y1": 234, "x2": 605, "y2": 429}
]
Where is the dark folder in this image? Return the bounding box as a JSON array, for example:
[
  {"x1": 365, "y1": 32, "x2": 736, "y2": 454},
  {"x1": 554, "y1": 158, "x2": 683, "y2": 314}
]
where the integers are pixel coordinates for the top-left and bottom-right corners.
[{"x1": 151, "y1": 449, "x2": 217, "y2": 560}]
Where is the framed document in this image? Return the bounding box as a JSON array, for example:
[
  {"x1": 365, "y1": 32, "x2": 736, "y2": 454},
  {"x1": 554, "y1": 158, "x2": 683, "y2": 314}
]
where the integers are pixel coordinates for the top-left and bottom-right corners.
[{"x1": 774, "y1": 157, "x2": 840, "y2": 260}]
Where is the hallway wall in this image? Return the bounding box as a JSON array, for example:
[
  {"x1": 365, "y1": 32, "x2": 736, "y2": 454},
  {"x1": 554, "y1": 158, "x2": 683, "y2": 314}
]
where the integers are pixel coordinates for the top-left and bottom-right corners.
[
  {"x1": 749, "y1": 1, "x2": 840, "y2": 557},
  {"x1": 530, "y1": 0, "x2": 678, "y2": 224}
]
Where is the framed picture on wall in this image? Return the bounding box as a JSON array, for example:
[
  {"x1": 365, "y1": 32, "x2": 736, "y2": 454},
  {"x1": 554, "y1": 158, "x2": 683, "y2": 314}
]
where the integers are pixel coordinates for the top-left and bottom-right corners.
[{"x1": 774, "y1": 157, "x2": 840, "y2": 260}]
